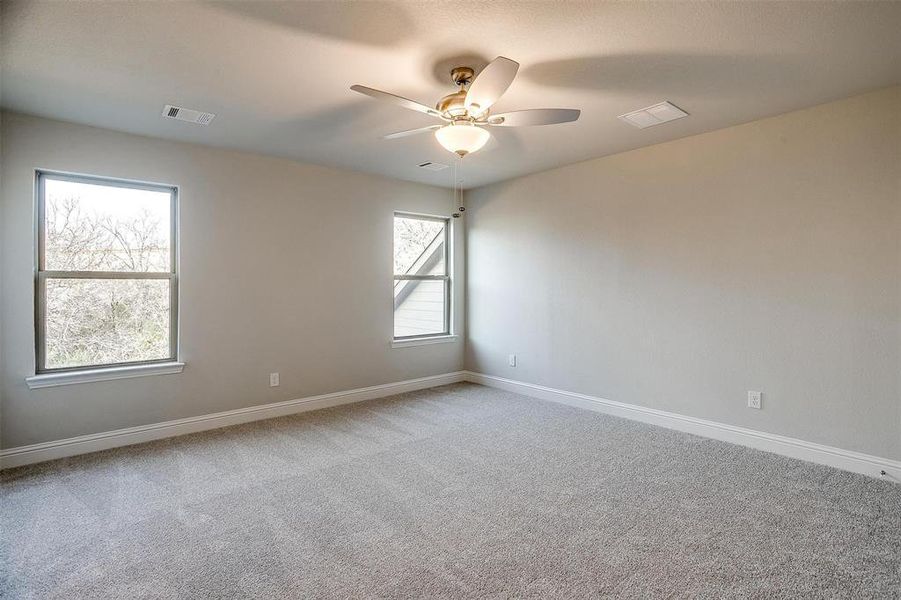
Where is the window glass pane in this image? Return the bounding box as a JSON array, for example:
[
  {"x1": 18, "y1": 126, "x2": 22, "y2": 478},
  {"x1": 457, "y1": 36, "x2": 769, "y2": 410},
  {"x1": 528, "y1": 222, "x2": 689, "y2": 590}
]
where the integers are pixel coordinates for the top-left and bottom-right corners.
[
  {"x1": 393, "y1": 216, "x2": 445, "y2": 276},
  {"x1": 44, "y1": 178, "x2": 171, "y2": 272},
  {"x1": 45, "y1": 278, "x2": 171, "y2": 369},
  {"x1": 393, "y1": 279, "x2": 447, "y2": 338}
]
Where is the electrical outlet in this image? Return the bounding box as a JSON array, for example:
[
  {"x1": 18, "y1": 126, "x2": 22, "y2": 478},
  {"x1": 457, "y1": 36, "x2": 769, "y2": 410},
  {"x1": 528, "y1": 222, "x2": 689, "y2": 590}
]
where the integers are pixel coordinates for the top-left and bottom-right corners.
[
  {"x1": 508, "y1": 354, "x2": 516, "y2": 367},
  {"x1": 747, "y1": 391, "x2": 762, "y2": 410},
  {"x1": 269, "y1": 372, "x2": 280, "y2": 387}
]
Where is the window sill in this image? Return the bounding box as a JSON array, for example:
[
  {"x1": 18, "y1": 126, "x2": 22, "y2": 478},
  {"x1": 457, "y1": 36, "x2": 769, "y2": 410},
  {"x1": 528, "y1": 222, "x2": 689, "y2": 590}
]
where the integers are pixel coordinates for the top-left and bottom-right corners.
[
  {"x1": 25, "y1": 362, "x2": 185, "y2": 389},
  {"x1": 391, "y1": 335, "x2": 458, "y2": 349}
]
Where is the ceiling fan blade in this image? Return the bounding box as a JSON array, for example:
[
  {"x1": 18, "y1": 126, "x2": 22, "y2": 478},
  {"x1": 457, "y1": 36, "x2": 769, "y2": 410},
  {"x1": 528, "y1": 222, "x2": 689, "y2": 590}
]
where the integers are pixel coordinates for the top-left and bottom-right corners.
[
  {"x1": 464, "y1": 56, "x2": 519, "y2": 115},
  {"x1": 487, "y1": 108, "x2": 581, "y2": 127},
  {"x1": 350, "y1": 85, "x2": 444, "y2": 119},
  {"x1": 382, "y1": 125, "x2": 442, "y2": 139}
]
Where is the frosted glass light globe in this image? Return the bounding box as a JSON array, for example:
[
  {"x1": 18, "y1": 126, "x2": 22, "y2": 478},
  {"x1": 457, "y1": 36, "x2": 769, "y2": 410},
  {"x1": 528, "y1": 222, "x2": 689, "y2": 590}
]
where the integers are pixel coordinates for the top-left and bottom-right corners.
[{"x1": 434, "y1": 122, "x2": 490, "y2": 157}]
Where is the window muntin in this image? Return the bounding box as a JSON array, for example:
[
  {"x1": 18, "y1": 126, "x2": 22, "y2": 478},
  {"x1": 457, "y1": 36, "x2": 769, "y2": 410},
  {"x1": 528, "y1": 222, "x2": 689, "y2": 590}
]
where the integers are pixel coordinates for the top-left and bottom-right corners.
[
  {"x1": 36, "y1": 172, "x2": 178, "y2": 372},
  {"x1": 393, "y1": 214, "x2": 450, "y2": 339}
]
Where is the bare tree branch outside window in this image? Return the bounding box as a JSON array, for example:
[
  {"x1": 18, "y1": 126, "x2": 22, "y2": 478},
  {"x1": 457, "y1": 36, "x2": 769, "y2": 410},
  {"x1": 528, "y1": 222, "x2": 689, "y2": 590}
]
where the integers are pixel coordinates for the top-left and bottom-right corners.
[{"x1": 37, "y1": 173, "x2": 177, "y2": 371}]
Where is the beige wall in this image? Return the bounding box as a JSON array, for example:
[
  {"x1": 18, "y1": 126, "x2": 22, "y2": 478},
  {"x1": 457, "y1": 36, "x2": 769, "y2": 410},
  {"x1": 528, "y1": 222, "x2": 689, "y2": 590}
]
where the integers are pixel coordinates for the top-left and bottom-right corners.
[
  {"x1": 0, "y1": 112, "x2": 464, "y2": 449},
  {"x1": 465, "y1": 86, "x2": 901, "y2": 460},
  {"x1": 3, "y1": 87, "x2": 899, "y2": 459}
]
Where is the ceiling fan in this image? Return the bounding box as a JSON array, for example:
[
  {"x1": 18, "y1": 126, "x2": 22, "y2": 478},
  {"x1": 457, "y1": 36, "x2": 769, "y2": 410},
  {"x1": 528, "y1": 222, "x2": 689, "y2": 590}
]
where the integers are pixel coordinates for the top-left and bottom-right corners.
[{"x1": 351, "y1": 56, "x2": 580, "y2": 157}]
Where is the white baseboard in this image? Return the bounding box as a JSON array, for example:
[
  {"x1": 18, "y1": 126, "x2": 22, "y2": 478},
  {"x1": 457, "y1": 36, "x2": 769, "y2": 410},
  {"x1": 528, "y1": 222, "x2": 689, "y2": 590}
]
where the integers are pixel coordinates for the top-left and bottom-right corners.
[
  {"x1": 5, "y1": 369, "x2": 898, "y2": 483},
  {"x1": 464, "y1": 371, "x2": 900, "y2": 482},
  {"x1": 0, "y1": 371, "x2": 466, "y2": 469}
]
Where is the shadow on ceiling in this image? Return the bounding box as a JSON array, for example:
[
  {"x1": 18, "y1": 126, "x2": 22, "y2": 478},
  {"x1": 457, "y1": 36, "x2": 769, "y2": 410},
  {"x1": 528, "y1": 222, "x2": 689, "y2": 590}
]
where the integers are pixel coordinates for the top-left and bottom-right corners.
[
  {"x1": 479, "y1": 126, "x2": 525, "y2": 157},
  {"x1": 523, "y1": 53, "x2": 803, "y2": 96},
  {"x1": 207, "y1": 0, "x2": 416, "y2": 46},
  {"x1": 290, "y1": 98, "x2": 437, "y2": 142}
]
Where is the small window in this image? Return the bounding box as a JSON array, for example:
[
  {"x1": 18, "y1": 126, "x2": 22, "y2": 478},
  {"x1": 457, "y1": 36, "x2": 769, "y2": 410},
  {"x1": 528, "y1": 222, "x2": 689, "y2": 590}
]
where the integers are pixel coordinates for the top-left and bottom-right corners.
[
  {"x1": 393, "y1": 213, "x2": 450, "y2": 339},
  {"x1": 35, "y1": 172, "x2": 178, "y2": 373}
]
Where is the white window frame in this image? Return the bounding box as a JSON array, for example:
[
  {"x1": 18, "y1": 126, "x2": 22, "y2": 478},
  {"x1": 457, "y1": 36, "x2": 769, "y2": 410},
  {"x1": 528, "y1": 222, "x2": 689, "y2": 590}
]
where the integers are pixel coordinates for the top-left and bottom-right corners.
[
  {"x1": 392, "y1": 212, "x2": 453, "y2": 343},
  {"x1": 33, "y1": 170, "x2": 180, "y2": 376}
]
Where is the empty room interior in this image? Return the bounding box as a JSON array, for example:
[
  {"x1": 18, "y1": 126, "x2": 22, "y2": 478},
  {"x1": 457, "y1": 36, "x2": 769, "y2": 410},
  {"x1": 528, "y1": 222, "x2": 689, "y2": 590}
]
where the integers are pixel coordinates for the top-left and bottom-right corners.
[{"x1": 1, "y1": 1, "x2": 900, "y2": 598}]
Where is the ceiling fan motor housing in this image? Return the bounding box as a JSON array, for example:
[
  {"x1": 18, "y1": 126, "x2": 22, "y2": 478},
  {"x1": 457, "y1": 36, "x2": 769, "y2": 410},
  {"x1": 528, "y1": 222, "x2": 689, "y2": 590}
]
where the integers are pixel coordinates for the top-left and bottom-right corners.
[
  {"x1": 436, "y1": 66, "x2": 479, "y2": 118},
  {"x1": 436, "y1": 89, "x2": 469, "y2": 118}
]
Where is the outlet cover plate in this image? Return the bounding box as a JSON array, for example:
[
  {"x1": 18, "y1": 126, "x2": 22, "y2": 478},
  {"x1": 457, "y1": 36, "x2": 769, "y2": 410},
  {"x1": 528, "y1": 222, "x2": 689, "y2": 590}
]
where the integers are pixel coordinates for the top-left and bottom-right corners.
[{"x1": 748, "y1": 391, "x2": 762, "y2": 409}]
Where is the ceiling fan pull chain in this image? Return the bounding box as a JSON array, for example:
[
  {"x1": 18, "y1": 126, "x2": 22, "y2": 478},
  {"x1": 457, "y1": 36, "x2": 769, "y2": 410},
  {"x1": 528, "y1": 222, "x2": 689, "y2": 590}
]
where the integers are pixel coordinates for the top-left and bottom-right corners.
[
  {"x1": 452, "y1": 157, "x2": 465, "y2": 218},
  {"x1": 458, "y1": 156, "x2": 466, "y2": 216},
  {"x1": 452, "y1": 159, "x2": 460, "y2": 218}
]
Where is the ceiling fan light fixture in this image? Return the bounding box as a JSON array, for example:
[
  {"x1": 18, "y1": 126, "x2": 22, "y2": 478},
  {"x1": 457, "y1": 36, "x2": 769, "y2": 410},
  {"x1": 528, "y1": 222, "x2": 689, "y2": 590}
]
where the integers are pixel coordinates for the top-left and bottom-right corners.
[{"x1": 435, "y1": 122, "x2": 490, "y2": 157}]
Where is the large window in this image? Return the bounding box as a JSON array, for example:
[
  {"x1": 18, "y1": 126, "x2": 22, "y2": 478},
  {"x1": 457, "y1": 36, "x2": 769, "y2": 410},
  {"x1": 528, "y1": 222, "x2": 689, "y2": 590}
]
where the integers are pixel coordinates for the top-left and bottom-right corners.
[
  {"x1": 35, "y1": 172, "x2": 178, "y2": 373},
  {"x1": 393, "y1": 213, "x2": 450, "y2": 339}
]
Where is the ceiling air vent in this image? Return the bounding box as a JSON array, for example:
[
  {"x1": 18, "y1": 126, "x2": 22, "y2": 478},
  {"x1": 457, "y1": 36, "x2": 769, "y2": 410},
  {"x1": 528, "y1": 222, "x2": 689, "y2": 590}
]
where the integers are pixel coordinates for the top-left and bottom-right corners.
[
  {"x1": 417, "y1": 161, "x2": 449, "y2": 171},
  {"x1": 618, "y1": 101, "x2": 688, "y2": 129},
  {"x1": 162, "y1": 105, "x2": 215, "y2": 126}
]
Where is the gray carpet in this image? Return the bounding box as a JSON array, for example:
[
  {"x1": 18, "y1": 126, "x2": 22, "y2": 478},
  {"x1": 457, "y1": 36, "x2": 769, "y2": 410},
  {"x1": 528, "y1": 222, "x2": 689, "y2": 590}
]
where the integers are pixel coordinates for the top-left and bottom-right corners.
[{"x1": 2, "y1": 383, "x2": 899, "y2": 599}]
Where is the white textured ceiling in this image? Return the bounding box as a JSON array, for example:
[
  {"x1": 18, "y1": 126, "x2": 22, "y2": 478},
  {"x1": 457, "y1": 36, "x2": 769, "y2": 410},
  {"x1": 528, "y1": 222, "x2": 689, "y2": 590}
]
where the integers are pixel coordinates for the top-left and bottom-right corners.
[{"x1": 2, "y1": 1, "x2": 899, "y2": 189}]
